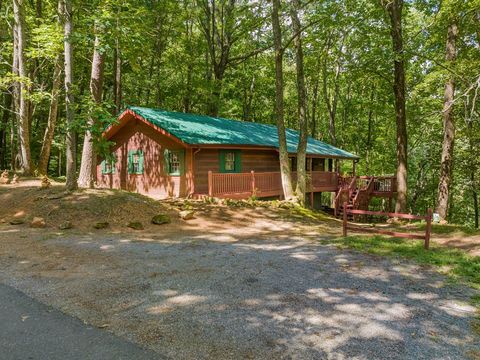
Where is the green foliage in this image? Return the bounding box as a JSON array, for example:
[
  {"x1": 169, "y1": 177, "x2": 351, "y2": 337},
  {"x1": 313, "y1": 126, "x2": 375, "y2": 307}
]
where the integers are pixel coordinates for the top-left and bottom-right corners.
[{"x1": 0, "y1": 0, "x2": 478, "y2": 226}]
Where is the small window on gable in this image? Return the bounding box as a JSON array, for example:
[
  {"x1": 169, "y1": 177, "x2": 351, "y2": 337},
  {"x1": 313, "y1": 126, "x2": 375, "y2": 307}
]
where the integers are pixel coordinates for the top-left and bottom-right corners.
[
  {"x1": 220, "y1": 150, "x2": 241, "y2": 173},
  {"x1": 101, "y1": 155, "x2": 116, "y2": 175},
  {"x1": 164, "y1": 149, "x2": 185, "y2": 176},
  {"x1": 128, "y1": 150, "x2": 144, "y2": 174}
]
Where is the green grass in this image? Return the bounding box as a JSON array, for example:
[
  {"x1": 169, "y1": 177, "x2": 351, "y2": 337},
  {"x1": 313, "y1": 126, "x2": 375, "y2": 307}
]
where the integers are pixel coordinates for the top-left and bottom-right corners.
[
  {"x1": 328, "y1": 235, "x2": 480, "y2": 290},
  {"x1": 428, "y1": 223, "x2": 480, "y2": 235},
  {"x1": 290, "y1": 206, "x2": 333, "y2": 222},
  {"x1": 389, "y1": 221, "x2": 480, "y2": 236},
  {"x1": 382, "y1": 221, "x2": 480, "y2": 235}
]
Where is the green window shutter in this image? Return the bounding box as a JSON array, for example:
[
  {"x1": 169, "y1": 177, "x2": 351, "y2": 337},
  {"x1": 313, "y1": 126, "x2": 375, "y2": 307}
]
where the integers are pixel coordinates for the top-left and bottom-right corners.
[
  {"x1": 127, "y1": 150, "x2": 134, "y2": 174},
  {"x1": 137, "y1": 150, "x2": 144, "y2": 174},
  {"x1": 179, "y1": 149, "x2": 185, "y2": 175},
  {"x1": 163, "y1": 149, "x2": 170, "y2": 174},
  {"x1": 111, "y1": 155, "x2": 116, "y2": 174},
  {"x1": 101, "y1": 159, "x2": 107, "y2": 174},
  {"x1": 234, "y1": 150, "x2": 242, "y2": 173},
  {"x1": 219, "y1": 150, "x2": 226, "y2": 173}
]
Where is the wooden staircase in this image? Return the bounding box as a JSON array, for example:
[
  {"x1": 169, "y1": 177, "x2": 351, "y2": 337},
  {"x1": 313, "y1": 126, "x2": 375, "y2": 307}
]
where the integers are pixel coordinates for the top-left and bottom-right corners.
[{"x1": 335, "y1": 176, "x2": 376, "y2": 220}]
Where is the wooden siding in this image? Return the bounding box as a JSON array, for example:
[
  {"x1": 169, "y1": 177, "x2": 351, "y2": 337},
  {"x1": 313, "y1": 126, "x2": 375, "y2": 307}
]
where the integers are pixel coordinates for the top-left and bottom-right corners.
[
  {"x1": 96, "y1": 119, "x2": 192, "y2": 199},
  {"x1": 194, "y1": 149, "x2": 280, "y2": 194}
]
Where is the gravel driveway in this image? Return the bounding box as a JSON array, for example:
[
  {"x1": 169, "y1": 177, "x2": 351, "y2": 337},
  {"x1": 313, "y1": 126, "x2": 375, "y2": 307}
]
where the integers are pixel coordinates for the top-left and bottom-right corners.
[{"x1": 0, "y1": 222, "x2": 479, "y2": 359}]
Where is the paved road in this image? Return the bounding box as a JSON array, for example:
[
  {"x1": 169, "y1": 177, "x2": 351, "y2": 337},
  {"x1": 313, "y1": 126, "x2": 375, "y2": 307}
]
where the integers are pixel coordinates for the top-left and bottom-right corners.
[{"x1": 0, "y1": 283, "x2": 161, "y2": 360}]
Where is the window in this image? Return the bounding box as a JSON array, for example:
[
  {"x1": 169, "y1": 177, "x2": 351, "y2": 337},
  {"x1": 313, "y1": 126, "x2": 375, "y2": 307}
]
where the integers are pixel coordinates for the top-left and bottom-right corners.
[
  {"x1": 328, "y1": 158, "x2": 333, "y2": 172},
  {"x1": 105, "y1": 161, "x2": 113, "y2": 173},
  {"x1": 220, "y1": 150, "x2": 241, "y2": 173},
  {"x1": 289, "y1": 157, "x2": 297, "y2": 171},
  {"x1": 101, "y1": 155, "x2": 116, "y2": 174},
  {"x1": 312, "y1": 158, "x2": 325, "y2": 171},
  {"x1": 168, "y1": 151, "x2": 181, "y2": 174},
  {"x1": 132, "y1": 153, "x2": 140, "y2": 173},
  {"x1": 224, "y1": 152, "x2": 235, "y2": 171},
  {"x1": 164, "y1": 149, "x2": 185, "y2": 176},
  {"x1": 128, "y1": 150, "x2": 144, "y2": 174}
]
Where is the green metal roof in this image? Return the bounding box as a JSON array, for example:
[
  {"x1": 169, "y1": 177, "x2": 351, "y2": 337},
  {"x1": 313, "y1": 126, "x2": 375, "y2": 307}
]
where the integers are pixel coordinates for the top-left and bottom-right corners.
[{"x1": 127, "y1": 106, "x2": 359, "y2": 159}]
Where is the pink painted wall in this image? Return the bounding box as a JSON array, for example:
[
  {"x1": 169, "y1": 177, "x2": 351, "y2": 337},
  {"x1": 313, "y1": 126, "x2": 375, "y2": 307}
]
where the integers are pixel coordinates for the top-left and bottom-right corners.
[{"x1": 96, "y1": 118, "x2": 193, "y2": 199}]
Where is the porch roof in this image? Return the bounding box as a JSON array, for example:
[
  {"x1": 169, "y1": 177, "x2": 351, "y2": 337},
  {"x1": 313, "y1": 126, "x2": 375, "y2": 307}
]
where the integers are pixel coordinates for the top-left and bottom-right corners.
[{"x1": 123, "y1": 106, "x2": 359, "y2": 159}]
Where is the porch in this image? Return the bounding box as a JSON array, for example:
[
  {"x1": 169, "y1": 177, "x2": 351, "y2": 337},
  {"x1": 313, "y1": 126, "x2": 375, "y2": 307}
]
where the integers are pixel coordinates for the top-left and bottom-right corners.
[
  {"x1": 201, "y1": 171, "x2": 397, "y2": 213},
  {"x1": 205, "y1": 170, "x2": 339, "y2": 199}
]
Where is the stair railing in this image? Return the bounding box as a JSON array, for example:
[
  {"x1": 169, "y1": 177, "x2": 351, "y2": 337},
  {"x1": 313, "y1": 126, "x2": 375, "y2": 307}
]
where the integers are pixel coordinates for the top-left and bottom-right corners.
[{"x1": 348, "y1": 176, "x2": 357, "y2": 199}]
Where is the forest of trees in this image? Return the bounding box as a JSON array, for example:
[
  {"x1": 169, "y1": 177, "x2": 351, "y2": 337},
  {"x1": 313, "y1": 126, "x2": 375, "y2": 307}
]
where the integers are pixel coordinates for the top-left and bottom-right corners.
[{"x1": 0, "y1": 0, "x2": 478, "y2": 226}]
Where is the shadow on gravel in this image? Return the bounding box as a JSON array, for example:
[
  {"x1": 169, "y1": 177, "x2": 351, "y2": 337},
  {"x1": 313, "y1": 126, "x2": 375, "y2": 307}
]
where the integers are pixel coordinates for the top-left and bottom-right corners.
[{"x1": 19, "y1": 231, "x2": 478, "y2": 360}]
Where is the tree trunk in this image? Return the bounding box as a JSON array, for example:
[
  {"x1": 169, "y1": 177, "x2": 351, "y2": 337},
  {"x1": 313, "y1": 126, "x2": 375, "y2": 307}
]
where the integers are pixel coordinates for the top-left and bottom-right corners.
[
  {"x1": 0, "y1": 92, "x2": 12, "y2": 169},
  {"x1": 382, "y1": 0, "x2": 408, "y2": 213},
  {"x1": 37, "y1": 57, "x2": 62, "y2": 175},
  {"x1": 243, "y1": 71, "x2": 256, "y2": 121},
  {"x1": 365, "y1": 86, "x2": 375, "y2": 174},
  {"x1": 198, "y1": 0, "x2": 237, "y2": 117},
  {"x1": 466, "y1": 104, "x2": 478, "y2": 228},
  {"x1": 78, "y1": 31, "x2": 105, "y2": 188},
  {"x1": 9, "y1": 115, "x2": 16, "y2": 170},
  {"x1": 113, "y1": 35, "x2": 122, "y2": 114},
  {"x1": 290, "y1": 0, "x2": 308, "y2": 205},
  {"x1": 271, "y1": 0, "x2": 294, "y2": 201},
  {"x1": 60, "y1": 0, "x2": 77, "y2": 190},
  {"x1": 436, "y1": 21, "x2": 458, "y2": 222},
  {"x1": 472, "y1": 170, "x2": 479, "y2": 229},
  {"x1": 184, "y1": 62, "x2": 193, "y2": 113},
  {"x1": 13, "y1": 0, "x2": 33, "y2": 175},
  {"x1": 310, "y1": 76, "x2": 319, "y2": 139}
]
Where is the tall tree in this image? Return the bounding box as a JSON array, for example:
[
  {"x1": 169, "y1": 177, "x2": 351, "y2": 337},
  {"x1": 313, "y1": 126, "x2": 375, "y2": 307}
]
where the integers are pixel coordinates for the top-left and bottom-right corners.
[
  {"x1": 290, "y1": 0, "x2": 308, "y2": 204},
  {"x1": 60, "y1": 0, "x2": 77, "y2": 190},
  {"x1": 271, "y1": 0, "x2": 294, "y2": 201},
  {"x1": 198, "y1": 0, "x2": 236, "y2": 116},
  {"x1": 13, "y1": 0, "x2": 33, "y2": 174},
  {"x1": 0, "y1": 93, "x2": 12, "y2": 169},
  {"x1": 381, "y1": 0, "x2": 408, "y2": 213},
  {"x1": 37, "y1": 57, "x2": 62, "y2": 175},
  {"x1": 436, "y1": 20, "x2": 458, "y2": 222},
  {"x1": 113, "y1": 6, "x2": 122, "y2": 115},
  {"x1": 322, "y1": 33, "x2": 345, "y2": 147},
  {"x1": 78, "y1": 29, "x2": 106, "y2": 188}
]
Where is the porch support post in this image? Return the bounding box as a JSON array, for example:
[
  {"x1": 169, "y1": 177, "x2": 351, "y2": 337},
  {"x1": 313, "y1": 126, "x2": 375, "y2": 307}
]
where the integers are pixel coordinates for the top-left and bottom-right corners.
[
  {"x1": 251, "y1": 170, "x2": 255, "y2": 196},
  {"x1": 208, "y1": 170, "x2": 213, "y2": 197},
  {"x1": 310, "y1": 191, "x2": 314, "y2": 209},
  {"x1": 309, "y1": 157, "x2": 313, "y2": 191}
]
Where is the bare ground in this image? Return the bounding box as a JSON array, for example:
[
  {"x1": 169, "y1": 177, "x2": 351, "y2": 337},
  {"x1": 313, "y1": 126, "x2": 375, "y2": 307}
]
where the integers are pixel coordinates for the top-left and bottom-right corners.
[{"x1": 0, "y1": 180, "x2": 479, "y2": 359}]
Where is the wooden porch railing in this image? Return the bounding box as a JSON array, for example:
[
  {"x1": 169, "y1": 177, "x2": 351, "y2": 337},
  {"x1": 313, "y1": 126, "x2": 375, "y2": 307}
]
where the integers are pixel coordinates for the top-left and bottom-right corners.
[
  {"x1": 207, "y1": 170, "x2": 338, "y2": 199},
  {"x1": 208, "y1": 171, "x2": 254, "y2": 197},
  {"x1": 338, "y1": 176, "x2": 396, "y2": 192},
  {"x1": 372, "y1": 176, "x2": 397, "y2": 193},
  {"x1": 334, "y1": 176, "x2": 397, "y2": 217}
]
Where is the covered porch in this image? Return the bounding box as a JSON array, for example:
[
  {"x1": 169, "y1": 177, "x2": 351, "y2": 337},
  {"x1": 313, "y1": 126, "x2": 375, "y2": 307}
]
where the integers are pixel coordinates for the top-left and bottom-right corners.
[{"x1": 206, "y1": 170, "x2": 339, "y2": 199}]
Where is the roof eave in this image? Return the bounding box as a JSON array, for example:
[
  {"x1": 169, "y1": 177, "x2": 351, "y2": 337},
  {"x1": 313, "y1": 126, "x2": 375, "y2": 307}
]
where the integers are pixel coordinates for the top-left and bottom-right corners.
[{"x1": 103, "y1": 108, "x2": 190, "y2": 148}]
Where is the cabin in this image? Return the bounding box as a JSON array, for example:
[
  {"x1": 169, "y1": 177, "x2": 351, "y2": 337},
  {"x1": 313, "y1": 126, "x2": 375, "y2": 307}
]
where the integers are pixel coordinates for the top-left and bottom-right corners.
[{"x1": 97, "y1": 107, "x2": 396, "y2": 214}]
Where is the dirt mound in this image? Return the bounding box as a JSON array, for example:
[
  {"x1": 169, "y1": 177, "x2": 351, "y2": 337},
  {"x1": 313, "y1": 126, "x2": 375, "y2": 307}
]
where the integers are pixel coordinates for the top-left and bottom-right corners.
[{"x1": 0, "y1": 179, "x2": 177, "y2": 231}]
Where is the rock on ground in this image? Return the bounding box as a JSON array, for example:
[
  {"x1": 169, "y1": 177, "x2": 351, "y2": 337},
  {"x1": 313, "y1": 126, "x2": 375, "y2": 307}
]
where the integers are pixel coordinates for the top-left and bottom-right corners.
[
  {"x1": 30, "y1": 217, "x2": 46, "y2": 228},
  {"x1": 151, "y1": 214, "x2": 171, "y2": 225},
  {"x1": 179, "y1": 210, "x2": 195, "y2": 220}
]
